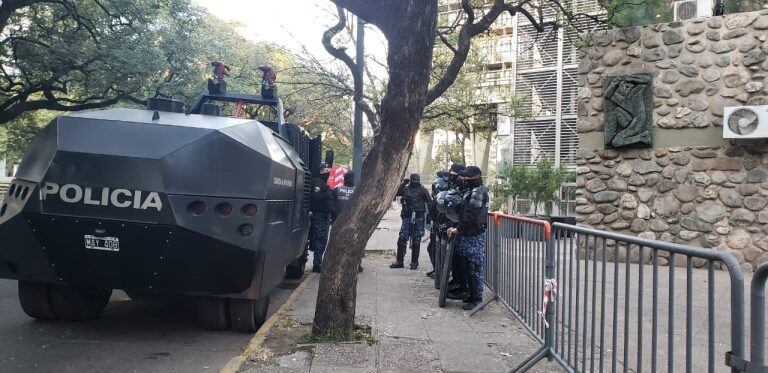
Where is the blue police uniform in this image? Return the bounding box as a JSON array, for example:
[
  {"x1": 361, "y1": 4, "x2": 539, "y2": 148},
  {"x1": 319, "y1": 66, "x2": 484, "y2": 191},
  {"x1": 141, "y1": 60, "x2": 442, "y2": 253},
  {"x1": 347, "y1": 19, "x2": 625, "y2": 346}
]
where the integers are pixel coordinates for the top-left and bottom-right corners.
[
  {"x1": 399, "y1": 213, "x2": 426, "y2": 240},
  {"x1": 454, "y1": 169, "x2": 489, "y2": 309},
  {"x1": 309, "y1": 166, "x2": 335, "y2": 272},
  {"x1": 455, "y1": 233, "x2": 486, "y2": 297},
  {"x1": 391, "y1": 174, "x2": 431, "y2": 269}
]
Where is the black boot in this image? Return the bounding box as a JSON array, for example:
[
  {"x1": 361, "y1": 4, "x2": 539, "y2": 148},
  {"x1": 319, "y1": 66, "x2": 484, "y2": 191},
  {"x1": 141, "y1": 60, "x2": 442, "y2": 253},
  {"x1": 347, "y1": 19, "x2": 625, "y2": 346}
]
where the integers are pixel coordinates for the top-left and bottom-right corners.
[
  {"x1": 462, "y1": 261, "x2": 481, "y2": 310},
  {"x1": 410, "y1": 239, "x2": 420, "y2": 270},
  {"x1": 448, "y1": 254, "x2": 465, "y2": 291},
  {"x1": 396, "y1": 236, "x2": 407, "y2": 261},
  {"x1": 449, "y1": 256, "x2": 468, "y2": 294},
  {"x1": 391, "y1": 237, "x2": 407, "y2": 268},
  {"x1": 447, "y1": 290, "x2": 467, "y2": 300}
]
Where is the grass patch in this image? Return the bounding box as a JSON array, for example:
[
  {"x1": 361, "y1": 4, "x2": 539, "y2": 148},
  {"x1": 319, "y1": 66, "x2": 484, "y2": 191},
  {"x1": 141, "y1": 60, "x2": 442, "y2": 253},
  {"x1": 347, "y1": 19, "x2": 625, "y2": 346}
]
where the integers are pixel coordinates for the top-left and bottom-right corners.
[{"x1": 298, "y1": 324, "x2": 376, "y2": 346}]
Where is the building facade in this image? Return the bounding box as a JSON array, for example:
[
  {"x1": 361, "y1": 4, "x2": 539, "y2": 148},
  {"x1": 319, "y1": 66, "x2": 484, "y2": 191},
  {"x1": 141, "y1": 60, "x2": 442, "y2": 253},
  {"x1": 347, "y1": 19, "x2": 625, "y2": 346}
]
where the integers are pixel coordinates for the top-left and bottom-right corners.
[{"x1": 435, "y1": 0, "x2": 602, "y2": 215}]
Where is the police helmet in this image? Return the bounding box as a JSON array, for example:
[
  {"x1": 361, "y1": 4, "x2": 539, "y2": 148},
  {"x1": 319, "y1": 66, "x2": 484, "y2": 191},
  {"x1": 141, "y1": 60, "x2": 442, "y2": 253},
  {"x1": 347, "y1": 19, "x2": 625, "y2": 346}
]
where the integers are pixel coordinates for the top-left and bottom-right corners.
[
  {"x1": 432, "y1": 177, "x2": 450, "y2": 195},
  {"x1": 442, "y1": 189, "x2": 464, "y2": 222}
]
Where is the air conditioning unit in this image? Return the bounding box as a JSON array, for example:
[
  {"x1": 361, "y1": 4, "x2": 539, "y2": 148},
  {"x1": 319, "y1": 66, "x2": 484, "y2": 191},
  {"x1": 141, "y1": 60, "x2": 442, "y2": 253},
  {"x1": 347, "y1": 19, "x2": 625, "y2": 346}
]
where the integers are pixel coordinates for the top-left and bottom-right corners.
[
  {"x1": 723, "y1": 106, "x2": 768, "y2": 138},
  {"x1": 673, "y1": 0, "x2": 713, "y2": 21}
]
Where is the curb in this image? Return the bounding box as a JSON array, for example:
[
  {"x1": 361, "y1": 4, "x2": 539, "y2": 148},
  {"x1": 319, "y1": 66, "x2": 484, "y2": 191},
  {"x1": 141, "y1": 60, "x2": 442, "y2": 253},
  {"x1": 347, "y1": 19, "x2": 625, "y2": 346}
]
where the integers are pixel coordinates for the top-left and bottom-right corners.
[{"x1": 220, "y1": 272, "x2": 316, "y2": 373}]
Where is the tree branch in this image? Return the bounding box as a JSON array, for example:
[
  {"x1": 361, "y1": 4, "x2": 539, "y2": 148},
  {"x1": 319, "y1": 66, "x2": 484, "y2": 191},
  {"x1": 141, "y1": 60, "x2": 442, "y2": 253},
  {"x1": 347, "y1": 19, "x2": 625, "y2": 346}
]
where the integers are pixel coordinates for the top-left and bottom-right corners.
[
  {"x1": 0, "y1": 92, "x2": 146, "y2": 124},
  {"x1": 358, "y1": 101, "x2": 379, "y2": 131},
  {"x1": 322, "y1": 6, "x2": 358, "y2": 80},
  {"x1": 426, "y1": 0, "x2": 557, "y2": 106}
]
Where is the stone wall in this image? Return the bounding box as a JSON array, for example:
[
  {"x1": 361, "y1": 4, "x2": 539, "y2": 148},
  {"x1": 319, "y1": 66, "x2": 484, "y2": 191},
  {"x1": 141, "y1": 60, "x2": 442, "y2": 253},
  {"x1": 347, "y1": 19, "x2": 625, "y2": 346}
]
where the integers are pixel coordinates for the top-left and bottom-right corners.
[{"x1": 576, "y1": 11, "x2": 768, "y2": 272}]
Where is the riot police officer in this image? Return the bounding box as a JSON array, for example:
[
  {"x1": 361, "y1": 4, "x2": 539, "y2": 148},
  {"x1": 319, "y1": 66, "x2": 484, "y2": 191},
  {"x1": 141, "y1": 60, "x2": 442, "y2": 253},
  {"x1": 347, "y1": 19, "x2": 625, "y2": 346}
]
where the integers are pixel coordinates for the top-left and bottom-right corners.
[
  {"x1": 444, "y1": 164, "x2": 467, "y2": 290},
  {"x1": 332, "y1": 171, "x2": 363, "y2": 273},
  {"x1": 391, "y1": 173, "x2": 432, "y2": 270},
  {"x1": 309, "y1": 163, "x2": 334, "y2": 273},
  {"x1": 447, "y1": 166, "x2": 489, "y2": 310},
  {"x1": 332, "y1": 171, "x2": 355, "y2": 220}
]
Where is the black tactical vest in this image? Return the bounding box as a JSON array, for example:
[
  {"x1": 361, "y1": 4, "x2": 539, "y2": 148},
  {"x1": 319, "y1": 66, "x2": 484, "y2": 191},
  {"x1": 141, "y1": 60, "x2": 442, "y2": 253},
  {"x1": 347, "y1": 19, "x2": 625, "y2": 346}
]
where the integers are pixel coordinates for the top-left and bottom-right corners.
[{"x1": 335, "y1": 185, "x2": 355, "y2": 213}]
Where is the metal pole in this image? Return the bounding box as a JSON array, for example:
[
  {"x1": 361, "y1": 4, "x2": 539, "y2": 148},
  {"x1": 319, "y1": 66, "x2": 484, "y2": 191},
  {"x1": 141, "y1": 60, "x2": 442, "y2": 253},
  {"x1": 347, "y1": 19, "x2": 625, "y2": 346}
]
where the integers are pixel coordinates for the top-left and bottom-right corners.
[
  {"x1": 352, "y1": 16, "x2": 365, "y2": 180},
  {"x1": 751, "y1": 263, "x2": 768, "y2": 365},
  {"x1": 544, "y1": 229, "x2": 556, "y2": 360}
]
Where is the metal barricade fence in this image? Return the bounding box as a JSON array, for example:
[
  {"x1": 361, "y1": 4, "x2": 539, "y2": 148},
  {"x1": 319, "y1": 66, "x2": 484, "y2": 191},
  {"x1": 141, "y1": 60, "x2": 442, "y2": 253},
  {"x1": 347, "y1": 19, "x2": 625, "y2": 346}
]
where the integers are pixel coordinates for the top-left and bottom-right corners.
[
  {"x1": 483, "y1": 214, "x2": 748, "y2": 373},
  {"x1": 482, "y1": 213, "x2": 552, "y2": 341},
  {"x1": 727, "y1": 262, "x2": 768, "y2": 372}
]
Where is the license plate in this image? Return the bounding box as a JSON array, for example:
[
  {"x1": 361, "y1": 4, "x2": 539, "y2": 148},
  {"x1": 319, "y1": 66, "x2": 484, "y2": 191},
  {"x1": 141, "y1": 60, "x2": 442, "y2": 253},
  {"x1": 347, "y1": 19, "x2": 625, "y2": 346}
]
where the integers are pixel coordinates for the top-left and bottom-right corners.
[{"x1": 84, "y1": 235, "x2": 120, "y2": 252}]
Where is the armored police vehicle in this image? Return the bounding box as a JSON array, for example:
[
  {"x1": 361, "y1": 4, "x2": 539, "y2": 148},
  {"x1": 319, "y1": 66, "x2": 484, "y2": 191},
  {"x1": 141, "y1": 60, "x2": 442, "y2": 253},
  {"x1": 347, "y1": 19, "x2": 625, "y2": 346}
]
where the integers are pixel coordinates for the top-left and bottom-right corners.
[{"x1": 0, "y1": 81, "x2": 319, "y2": 332}]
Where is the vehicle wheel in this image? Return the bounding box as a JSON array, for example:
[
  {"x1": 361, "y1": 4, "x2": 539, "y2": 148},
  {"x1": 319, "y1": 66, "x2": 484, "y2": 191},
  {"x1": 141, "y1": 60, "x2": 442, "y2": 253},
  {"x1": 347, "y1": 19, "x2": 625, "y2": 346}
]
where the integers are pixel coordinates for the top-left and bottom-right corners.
[
  {"x1": 18, "y1": 281, "x2": 57, "y2": 320},
  {"x1": 196, "y1": 296, "x2": 230, "y2": 330},
  {"x1": 50, "y1": 285, "x2": 112, "y2": 321},
  {"x1": 285, "y1": 257, "x2": 306, "y2": 280},
  {"x1": 229, "y1": 296, "x2": 270, "y2": 333}
]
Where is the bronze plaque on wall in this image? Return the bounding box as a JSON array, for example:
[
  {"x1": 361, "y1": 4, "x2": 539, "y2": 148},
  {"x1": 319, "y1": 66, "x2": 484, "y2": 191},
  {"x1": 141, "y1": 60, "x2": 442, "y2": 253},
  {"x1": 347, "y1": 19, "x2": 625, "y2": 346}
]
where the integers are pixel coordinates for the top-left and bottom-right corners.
[{"x1": 604, "y1": 74, "x2": 653, "y2": 148}]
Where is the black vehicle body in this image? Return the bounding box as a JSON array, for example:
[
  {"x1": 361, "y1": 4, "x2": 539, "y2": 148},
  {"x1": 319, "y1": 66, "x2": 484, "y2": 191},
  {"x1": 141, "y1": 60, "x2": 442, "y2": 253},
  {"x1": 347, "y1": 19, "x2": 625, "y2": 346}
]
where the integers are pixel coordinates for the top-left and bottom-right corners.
[{"x1": 0, "y1": 90, "x2": 319, "y2": 329}]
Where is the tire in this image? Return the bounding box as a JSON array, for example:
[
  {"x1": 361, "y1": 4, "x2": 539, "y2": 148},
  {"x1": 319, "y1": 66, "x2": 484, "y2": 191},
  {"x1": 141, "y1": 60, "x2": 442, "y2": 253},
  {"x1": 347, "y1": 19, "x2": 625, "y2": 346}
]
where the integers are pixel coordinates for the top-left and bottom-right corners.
[
  {"x1": 49, "y1": 285, "x2": 112, "y2": 321},
  {"x1": 18, "y1": 281, "x2": 57, "y2": 320},
  {"x1": 229, "y1": 296, "x2": 270, "y2": 333},
  {"x1": 438, "y1": 237, "x2": 455, "y2": 308},
  {"x1": 196, "y1": 296, "x2": 230, "y2": 330},
  {"x1": 285, "y1": 257, "x2": 306, "y2": 280}
]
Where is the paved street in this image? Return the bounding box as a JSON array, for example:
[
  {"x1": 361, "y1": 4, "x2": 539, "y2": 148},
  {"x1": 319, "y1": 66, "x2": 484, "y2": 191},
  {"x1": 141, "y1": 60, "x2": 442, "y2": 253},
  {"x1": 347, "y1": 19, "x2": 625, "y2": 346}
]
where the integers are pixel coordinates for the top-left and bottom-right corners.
[
  {"x1": 0, "y1": 278, "x2": 301, "y2": 372},
  {"x1": 0, "y1": 206, "x2": 401, "y2": 373}
]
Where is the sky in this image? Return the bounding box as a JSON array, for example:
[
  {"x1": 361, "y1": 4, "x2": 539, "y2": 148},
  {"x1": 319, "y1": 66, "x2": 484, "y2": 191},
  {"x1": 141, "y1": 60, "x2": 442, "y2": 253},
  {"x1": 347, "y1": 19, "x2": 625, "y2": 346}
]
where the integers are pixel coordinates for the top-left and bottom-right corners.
[{"x1": 193, "y1": 0, "x2": 387, "y2": 61}]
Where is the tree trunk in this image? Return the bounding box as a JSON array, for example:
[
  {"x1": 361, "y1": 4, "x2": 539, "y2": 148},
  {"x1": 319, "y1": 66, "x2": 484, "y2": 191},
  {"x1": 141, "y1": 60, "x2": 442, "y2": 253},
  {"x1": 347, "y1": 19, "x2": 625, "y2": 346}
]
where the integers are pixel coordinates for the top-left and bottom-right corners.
[
  {"x1": 480, "y1": 129, "x2": 493, "y2": 176},
  {"x1": 313, "y1": 1, "x2": 437, "y2": 337}
]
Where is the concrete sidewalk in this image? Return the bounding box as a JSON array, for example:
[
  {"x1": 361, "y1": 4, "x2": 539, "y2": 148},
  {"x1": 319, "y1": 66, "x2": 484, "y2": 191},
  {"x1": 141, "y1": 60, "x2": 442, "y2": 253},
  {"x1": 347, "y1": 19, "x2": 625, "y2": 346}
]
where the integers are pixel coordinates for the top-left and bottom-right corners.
[
  {"x1": 240, "y1": 208, "x2": 562, "y2": 373},
  {"x1": 362, "y1": 203, "x2": 401, "y2": 254}
]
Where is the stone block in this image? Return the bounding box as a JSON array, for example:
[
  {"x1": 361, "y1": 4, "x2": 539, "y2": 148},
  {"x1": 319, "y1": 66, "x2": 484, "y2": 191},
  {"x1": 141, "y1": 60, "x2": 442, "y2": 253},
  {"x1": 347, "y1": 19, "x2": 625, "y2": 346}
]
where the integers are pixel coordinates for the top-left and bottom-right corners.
[
  {"x1": 674, "y1": 184, "x2": 699, "y2": 202},
  {"x1": 637, "y1": 187, "x2": 654, "y2": 202},
  {"x1": 656, "y1": 178, "x2": 676, "y2": 193},
  {"x1": 696, "y1": 200, "x2": 727, "y2": 223},
  {"x1": 744, "y1": 196, "x2": 768, "y2": 211},
  {"x1": 747, "y1": 169, "x2": 768, "y2": 183},
  {"x1": 594, "y1": 191, "x2": 620, "y2": 203},
  {"x1": 691, "y1": 159, "x2": 712, "y2": 171},
  {"x1": 725, "y1": 12, "x2": 757, "y2": 29},
  {"x1": 732, "y1": 208, "x2": 757, "y2": 226},
  {"x1": 653, "y1": 194, "x2": 680, "y2": 218},
  {"x1": 680, "y1": 216, "x2": 713, "y2": 232},
  {"x1": 633, "y1": 159, "x2": 663, "y2": 174},
  {"x1": 650, "y1": 219, "x2": 670, "y2": 231},
  {"x1": 671, "y1": 154, "x2": 691, "y2": 165},
  {"x1": 620, "y1": 193, "x2": 638, "y2": 209},
  {"x1": 719, "y1": 188, "x2": 743, "y2": 207},
  {"x1": 585, "y1": 178, "x2": 607, "y2": 193}
]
